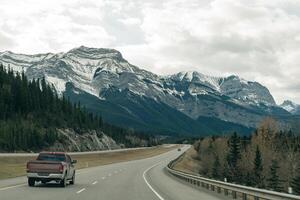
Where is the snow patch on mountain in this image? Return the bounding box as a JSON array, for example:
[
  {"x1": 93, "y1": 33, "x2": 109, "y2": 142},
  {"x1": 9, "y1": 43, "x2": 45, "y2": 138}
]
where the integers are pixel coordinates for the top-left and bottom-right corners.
[{"x1": 280, "y1": 100, "x2": 300, "y2": 114}]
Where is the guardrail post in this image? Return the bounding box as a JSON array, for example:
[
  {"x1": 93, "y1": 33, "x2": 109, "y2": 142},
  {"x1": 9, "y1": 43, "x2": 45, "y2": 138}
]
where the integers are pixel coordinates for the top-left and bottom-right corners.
[
  {"x1": 232, "y1": 191, "x2": 237, "y2": 199},
  {"x1": 217, "y1": 187, "x2": 221, "y2": 193},
  {"x1": 254, "y1": 196, "x2": 259, "y2": 200},
  {"x1": 206, "y1": 184, "x2": 209, "y2": 190},
  {"x1": 242, "y1": 193, "x2": 247, "y2": 200},
  {"x1": 288, "y1": 187, "x2": 293, "y2": 194},
  {"x1": 211, "y1": 185, "x2": 215, "y2": 191},
  {"x1": 224, "y1": 189, "x2": 228, "y2": 196}
]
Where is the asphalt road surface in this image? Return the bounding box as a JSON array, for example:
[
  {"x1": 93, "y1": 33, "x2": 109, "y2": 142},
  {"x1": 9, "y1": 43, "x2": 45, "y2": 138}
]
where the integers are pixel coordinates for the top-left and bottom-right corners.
[{"x1": 0, "y1": 145, "x2": 225, "y2": 200}]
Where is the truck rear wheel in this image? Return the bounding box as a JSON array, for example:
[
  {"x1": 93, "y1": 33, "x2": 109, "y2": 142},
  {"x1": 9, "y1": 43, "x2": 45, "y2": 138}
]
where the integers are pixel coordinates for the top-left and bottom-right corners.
[
  {"x1": 70, "y1": 172, "x2": 75, "y2": 185},
  {"x1": 60, "y1": 176, "x2": 67, "y2": 187},
  {"x1": 28, "y1": 178, "x2": 35, "y2": 187}
]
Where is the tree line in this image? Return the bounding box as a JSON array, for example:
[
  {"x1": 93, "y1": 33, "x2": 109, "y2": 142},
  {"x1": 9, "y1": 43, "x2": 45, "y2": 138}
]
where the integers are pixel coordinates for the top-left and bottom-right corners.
[
  {"x1": 0, "y1": 64, "x2": 158, "y2": 151},
  {"x1": 194, "y1": 118, "x2": 300, "y2": 194}
]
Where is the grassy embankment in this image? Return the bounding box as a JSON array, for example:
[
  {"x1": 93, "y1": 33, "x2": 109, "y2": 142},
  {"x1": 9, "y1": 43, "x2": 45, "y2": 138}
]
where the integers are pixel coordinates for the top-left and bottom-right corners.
[{"x1": 172, "y1": 146, "x2": 200, "y2": 175}]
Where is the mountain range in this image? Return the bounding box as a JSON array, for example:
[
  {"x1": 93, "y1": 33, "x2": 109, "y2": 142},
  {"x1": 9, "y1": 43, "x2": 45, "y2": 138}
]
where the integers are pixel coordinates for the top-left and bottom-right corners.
[{"x1": 0, "y1": 46, "x2": 297, "y2": 136}]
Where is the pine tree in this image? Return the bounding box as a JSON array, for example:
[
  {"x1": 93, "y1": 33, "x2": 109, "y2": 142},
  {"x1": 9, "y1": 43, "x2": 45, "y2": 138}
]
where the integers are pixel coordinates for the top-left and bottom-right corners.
[
  {"x1": 228, "y1": 132, "x2": 241, "y2": 168},
  {"x1": 212, "y1": 155, "x2": 221, "y2": 180},
  {"x1": 253, "y1": 146, "x2": 264, "y2": 187},
  {"x1": 292, "y1": 167, "x2": 300, "y2": 195},
  {"x1": 267, "y1": 160, "x2": 284, "y2": 192}
]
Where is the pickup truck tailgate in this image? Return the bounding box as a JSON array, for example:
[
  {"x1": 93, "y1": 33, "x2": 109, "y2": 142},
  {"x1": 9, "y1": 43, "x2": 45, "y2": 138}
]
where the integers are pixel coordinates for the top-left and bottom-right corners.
[{"x1": 27, "y1": 161, "x2": 63, "y2": 173}]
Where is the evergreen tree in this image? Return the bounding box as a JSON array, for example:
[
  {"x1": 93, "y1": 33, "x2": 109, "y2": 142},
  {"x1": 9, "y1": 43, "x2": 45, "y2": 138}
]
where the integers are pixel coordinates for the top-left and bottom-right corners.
[
  {"x1": 267, "y1": 160, "x2": 284, "y2": 192},
  {"x1": 226, "y1": 132, "x2": 241, "y2": 182},
  {"x1": 253, "y1": 146, "x2": 264, "y2": 187},
  {"x1": 227, "y1": 132, "x2": 241, "y2": 168}
]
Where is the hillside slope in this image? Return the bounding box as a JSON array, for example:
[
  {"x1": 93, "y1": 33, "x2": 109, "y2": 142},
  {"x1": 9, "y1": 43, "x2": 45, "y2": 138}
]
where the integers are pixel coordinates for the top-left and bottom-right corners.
[{"x1": 0, "y1": 65, "x2": 157, "y2": 152}]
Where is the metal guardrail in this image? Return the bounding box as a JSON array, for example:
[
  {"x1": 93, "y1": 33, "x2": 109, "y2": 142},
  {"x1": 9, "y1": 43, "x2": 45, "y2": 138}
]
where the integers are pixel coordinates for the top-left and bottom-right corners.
[{"x1": 166, "y1": 157, "x2": 300, "y2": 200}]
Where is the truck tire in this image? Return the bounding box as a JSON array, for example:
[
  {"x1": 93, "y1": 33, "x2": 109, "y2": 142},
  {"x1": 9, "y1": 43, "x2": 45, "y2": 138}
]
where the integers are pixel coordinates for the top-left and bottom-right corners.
[
  {"x1": 70, "y1": 172, "x2": 75, "y2": 185},
  {"x1": 28, "y1": 178, "x2": 35, "y2": 187},
  {"x1": 60, "y1": 176, "x2": 67, "y2": 187}
]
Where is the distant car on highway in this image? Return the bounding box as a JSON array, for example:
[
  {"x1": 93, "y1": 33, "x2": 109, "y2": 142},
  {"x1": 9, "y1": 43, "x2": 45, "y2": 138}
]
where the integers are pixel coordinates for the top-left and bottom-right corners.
[{"x1": 26, "y1": 152, "x2": 77, "y2": 187}]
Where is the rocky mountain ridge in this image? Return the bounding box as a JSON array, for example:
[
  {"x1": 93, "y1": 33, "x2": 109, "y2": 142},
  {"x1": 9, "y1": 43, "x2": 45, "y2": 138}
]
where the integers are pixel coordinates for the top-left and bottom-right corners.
[{"x1": 0, "y1": 46, "x2": 292, "y2": 135}]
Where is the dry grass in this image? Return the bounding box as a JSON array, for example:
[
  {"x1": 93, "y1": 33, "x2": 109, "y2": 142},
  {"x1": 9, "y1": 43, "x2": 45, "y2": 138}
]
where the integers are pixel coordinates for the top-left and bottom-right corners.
[
  {"x1": 0, "y1": 145, "x2": 176, "y2": 180},
  {"x1": 172, "y1": 146, "x2": 200, "y2": 175},
  {"x1": 0, "y1": 156, "x2": 35, "y2": 179}
]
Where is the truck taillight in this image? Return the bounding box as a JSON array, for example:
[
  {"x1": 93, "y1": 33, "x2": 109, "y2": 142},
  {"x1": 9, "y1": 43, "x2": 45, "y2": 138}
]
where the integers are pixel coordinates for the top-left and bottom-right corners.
[
  {"x1": 59, "y1": 164, "x2": 64, "y2": 173},
  {"x1": 26, "y1": 163, "x2": 30, "y2": 172}
]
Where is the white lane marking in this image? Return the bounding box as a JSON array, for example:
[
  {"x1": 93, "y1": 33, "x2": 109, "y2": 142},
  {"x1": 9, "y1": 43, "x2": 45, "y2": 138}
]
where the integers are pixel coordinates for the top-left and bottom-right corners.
[
  {"x1": 108, "y1": 173, "x2": 112, "y2": 176},
  {"x1": 76, "y1": 188, "x2": 86, "y2": 194},
  {"x1": 0, "y1": 183, "x2": 27, "y2": 191},
  {"x1": 114, "y1": 170, "x2": 118, "y2": 174},
  {"x1": 92, "y1": 181, "x2": 98, "y2": 185},
  {"x1": 102, "y1": 176, "x2": 106, "y2": 180},
  {"x1": 143, "y1": 163, "x2": 165, "y2": 200}
]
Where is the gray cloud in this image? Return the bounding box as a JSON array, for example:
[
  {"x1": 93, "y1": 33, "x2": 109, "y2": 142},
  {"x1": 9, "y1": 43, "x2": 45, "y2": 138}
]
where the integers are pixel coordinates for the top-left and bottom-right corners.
[
  {"x1": 0, "y1": 0, "x2": 299, "y2": 104},
  {"x1": 0, "y1": 32, "x2": 15, "y2": 48}
]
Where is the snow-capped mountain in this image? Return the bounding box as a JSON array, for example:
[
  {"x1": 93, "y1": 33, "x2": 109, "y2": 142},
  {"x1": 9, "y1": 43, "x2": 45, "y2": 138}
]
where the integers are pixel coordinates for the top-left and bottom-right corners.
[
  {"x1": 280, "y1": 100, "x2": 300, "y2": 114},
  {"x1": 0, "y1": 46, "x2": 290, "y2": 135}
]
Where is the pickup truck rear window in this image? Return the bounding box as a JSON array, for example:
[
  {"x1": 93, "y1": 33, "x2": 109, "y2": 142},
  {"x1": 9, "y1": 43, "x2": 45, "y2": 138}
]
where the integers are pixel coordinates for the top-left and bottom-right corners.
[{"x1": 37, "y1": 154, "x2": 66, "y2": 162}]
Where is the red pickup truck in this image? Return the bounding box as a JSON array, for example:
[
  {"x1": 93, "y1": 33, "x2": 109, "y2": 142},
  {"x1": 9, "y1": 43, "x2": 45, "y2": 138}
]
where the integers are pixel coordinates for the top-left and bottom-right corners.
[{"x1": 26, "y1": 152, "x2": 77, "y2": 187}]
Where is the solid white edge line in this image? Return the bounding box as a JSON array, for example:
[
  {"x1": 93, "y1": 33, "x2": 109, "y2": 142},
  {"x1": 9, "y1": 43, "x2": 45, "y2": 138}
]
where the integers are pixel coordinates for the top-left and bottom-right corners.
[
  {"x1": 143, "y1": 163, "x2": 165, "y2": 200},
  {"x1": 76, "y1": 188, "x2": 86, "y2": 194},
  {"x1": 0, "y1": 183, "x2": 27, "y2": 191}
]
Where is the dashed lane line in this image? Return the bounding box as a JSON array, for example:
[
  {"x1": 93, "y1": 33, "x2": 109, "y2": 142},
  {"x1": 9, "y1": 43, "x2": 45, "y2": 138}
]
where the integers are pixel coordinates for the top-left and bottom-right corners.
[
  {"x1": 92, "y1": 181, "x2": 98, "y2": 185},
  {"x1": 76, "y1": 188, "x2": 86, "y2": 194}
]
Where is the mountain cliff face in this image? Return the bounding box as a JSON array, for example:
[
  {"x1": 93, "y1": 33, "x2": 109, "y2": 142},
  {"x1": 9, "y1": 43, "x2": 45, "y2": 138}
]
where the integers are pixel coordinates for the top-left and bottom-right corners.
[
  {"x1": 52, "y1": 129, "x2": 120, "y2": 152},
  {"x1": 0, "y1": 46, "x2": 290, "y2": 135}
]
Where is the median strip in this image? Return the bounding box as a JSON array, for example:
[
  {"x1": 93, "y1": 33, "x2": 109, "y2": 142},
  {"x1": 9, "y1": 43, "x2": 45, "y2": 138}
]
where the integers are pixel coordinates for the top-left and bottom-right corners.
[{"x1": 0, "y1": 145, "x2": 177, "y2": 180}]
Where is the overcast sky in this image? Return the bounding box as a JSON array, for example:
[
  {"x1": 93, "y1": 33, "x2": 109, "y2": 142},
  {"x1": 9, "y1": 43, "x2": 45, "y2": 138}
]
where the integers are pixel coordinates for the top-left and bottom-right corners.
[{"x1": 0, "y1": 0, "x2": 300, "y2": 104}]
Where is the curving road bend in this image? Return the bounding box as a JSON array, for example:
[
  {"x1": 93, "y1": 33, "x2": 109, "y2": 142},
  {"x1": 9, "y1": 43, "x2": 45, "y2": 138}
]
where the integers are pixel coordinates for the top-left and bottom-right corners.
[{"x1": 0, "y1": 145, "x2": 225, "y2": 200}]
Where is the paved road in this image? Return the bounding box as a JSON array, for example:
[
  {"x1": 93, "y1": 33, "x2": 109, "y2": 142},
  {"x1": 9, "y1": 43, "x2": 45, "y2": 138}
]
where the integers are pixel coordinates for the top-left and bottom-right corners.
[{"x1": 0, "y1": 145, "x2": 225, "y2": 200}]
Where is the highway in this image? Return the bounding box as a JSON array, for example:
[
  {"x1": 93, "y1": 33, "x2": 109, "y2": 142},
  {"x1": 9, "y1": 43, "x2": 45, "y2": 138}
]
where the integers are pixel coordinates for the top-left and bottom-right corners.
[{"x1": 0, "y1": 145, "x2": 225, "y2": 200}]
